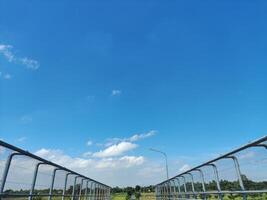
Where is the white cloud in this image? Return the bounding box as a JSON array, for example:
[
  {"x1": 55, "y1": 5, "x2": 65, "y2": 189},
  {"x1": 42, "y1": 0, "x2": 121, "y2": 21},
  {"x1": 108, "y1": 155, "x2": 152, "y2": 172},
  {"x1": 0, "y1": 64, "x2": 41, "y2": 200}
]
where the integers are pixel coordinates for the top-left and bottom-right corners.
[
  {"x1": 19, "y1": 57, "x2": 39, "y2": 70},
  {"x1": 93, "y1": 142, "x2": 138, "y2": 158},
  {"x1": 0, "y1": 44, "x2": 14, "y2": 62},
  {"x1": 0, "y1": 43, "x2": 39, "y2": 70},
  {"x1": 86, "y1": 140, "x2": 93, "y2": 146},
  {"x1": 179, "y1": 164, "x2": 191, "y2": 172},
  {"x1": 128, "y1": 130, "x2": 156, "y2": 142},
  {"x1": 34, "y1": 148, "x2": 145, "y2": 173},
  {"x1": 111, "y1": 90, "x2": 121, "y2": 96},
  {"x1": 35, "y1": 148, "x2": 93, "y2": 169},
  {"x1": 105, "y1": 130, "x2": 157, "y2": 147},
  {"x1": 33, "y1": 148, "x2": 149, "y2": 186},
  {"x1": 95, "y1": 156, "x2": 144, "y2": 169}
]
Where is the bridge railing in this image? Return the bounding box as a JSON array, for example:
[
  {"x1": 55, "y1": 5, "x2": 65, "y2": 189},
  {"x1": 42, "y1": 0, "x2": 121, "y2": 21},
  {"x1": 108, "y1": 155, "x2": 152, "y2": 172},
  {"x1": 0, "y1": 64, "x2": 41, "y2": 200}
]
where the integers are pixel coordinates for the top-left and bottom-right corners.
[
  {"x1": 155, "y1": 136, "x2": 267, "y2": 200},
  {"x1": 0, "y1": 140, "x2": 111, "y2": 200}
]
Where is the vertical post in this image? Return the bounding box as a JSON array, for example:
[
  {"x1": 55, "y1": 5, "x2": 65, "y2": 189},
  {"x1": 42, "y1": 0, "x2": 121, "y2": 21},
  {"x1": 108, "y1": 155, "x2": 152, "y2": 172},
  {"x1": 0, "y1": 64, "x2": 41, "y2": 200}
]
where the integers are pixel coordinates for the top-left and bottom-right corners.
[
  {"x1": 85, "y1": 180, "x2": 89, "y2": 200},
  {"x1": 103, "y1": 187, "x2": 106, "y2": 200},
  {"x1": 158, "y1": 186, "x2": 161, "y2": 200},
  {"x1": 0, "y1": 153, "x2": 21, "y2": 195},
  {"x1": 227, "y1": 156, "x2": 247, "y2": 200},
  {"x1": 29, "y1": 163, "x2": 44, "y2": 200},
  {"x1": 159, "y1": 185, "x2": 161, "y2": 200},
  {"x1": 62, "y1": 172, "x2": 71, "y2": 200},
  {"x1": 95, "y1": 183, "x2": 98, "y2": 200},
  {"x1": 174, "y1": 178, "x2": 181, "y2": 199},
  {"x1": 155, "y1": 186, "x2": 158, "y2": 200},
  {"x1": 107, "y1": 187, "x2": 110, "y2": 200},
  {"x1": 187, "y1": 173, "x2": 196, "y2": 199},
  {"x1": 48, "y1": 168, "x2": 59, "y2": 200},
  {"x1": 78, "y1": 178, "x2": 85, "y2": 200},
  {"x1": 195, "y1": 169, "x2": 206, "y2": 200},
  {"x1": 162, "y1": 184, "x2": 165, "y2": 200},
  {"x1": 170, "y1": 180, "x2": 176, "y2": 200},
  {"x1": 90, "y1": 182, "x2": 94, "y2": 200},
  {"x1": 98, "y1": 184, "x2": 101, "y2": 200},
  {"x1": 72, "y1": 175, "x2": 79, "y2": 200},
  {"x1": 208, "y1": 164, "x2": 222, "y2": 200},
  {"x1": 181, "y1": 176, "x2": 187, "y2": 199},
  {"x1": 164, "y1": 183, "x2": 168, "y2": 200},
  {"x1": 99, "y1": 185, "x2": 102, "y2": 200}
]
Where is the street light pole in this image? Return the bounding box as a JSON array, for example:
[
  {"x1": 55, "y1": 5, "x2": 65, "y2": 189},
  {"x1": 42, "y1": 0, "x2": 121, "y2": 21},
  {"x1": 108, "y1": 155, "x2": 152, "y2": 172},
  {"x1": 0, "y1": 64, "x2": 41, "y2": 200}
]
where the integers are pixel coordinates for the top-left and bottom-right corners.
[{"x1": 149, "y1": 148, "x2": 169, "y2": 180}]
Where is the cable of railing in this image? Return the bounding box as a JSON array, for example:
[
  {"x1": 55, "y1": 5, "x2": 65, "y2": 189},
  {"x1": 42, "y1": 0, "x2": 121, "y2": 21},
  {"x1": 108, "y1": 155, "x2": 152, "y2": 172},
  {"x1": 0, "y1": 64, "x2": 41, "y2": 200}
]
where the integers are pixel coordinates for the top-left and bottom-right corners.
[
  {"x1": 155, "y1": 136, "x2": 267, "y2": 200},
  {"x1": 0, "y1": 140, "x2": 110, "y2": 188},
  {"x1": 156, "y1": 135, "x2": 267, "y2": 186},
  {"x1": 0, "y1": 139, "x2": 111, "y2": 200}
]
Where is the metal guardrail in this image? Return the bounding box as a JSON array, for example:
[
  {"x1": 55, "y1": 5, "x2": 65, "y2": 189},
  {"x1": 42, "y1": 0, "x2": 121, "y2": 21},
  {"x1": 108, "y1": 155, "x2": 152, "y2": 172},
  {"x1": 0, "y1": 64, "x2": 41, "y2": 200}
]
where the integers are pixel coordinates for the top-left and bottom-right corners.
[
  {"x1": 0, "y1": 140, "x2": 111, "y2": 200},
  {"x1": 155, "y1": 136, "x2": 267, "y2": 200}
]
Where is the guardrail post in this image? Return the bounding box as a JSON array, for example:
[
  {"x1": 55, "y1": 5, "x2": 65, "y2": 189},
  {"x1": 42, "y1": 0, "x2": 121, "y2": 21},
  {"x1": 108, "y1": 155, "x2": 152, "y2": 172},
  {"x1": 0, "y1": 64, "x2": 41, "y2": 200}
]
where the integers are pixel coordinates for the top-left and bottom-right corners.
[
  {"x1": 48, "y1": 168, "x2": 59, "y2": 200},
  {"x1": 90, "y1": 182, "x2": 94, "y2": 200},
  {"x1": 95, "y1": 183, "x2": 98, "y2": 200},
  {"x1": 0, "y1": 152, "x2": 22, "y2": 199},
  {"x1": 159, "y1": 185, "x2": 163, "y2": 200},
  {"x1": 181, "y1": 176, "x2": 188, "y2": 199},
  {"x1": 99, "y1": 184, "x2": 102, "y2": 200},
  {"x1": 160, "y1": 185, "x2": 163, "y2": 200},
  {"x1": 175, "y1": 178, "x2": 181, "y2": 199},
  {"x1": 72, "y1": 175, "x2": 79, "y2": 200},
  {"x1": 85, "y1": 180, "x2": 89, "y2": 200},
  {"x1": 78, "y1": 178, "x2": 85, "y2": 200},
  {"x1": 62, "y1": 172, "x2": 71, "y2": 200},
  {"x1": 29, "y1": 163, "x2": 44, "y2": 200},
  {"x1": 227, "y1": 156, "x2": 247, "y2": 200},
  {"x1": 163, "y1": 183, "x2": 167, "y2": 200},
  {"x1": 208, "y1": 164, "x2": 222, "y2": 200},
  {"x1": 170, "y1": 180, "x2": 176, "y2": 200},
  {"x1": 166, "y1": 182, "x2": 170, "y2": 200},
  {"x1": 195, "y1": 169, "x2": 206, "y2": 200},
  {"x1": 187, "y1": 173, "x2": 196, "y2": 199}
]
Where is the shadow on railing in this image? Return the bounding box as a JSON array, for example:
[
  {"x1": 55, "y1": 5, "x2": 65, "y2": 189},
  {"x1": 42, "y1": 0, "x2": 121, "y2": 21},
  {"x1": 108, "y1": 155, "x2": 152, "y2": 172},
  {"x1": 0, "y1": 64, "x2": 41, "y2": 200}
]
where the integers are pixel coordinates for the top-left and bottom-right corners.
[
  {"x1": 155, "y1": 136, "x2": 267, "y2": 200},
  {"x1": 0, "y1": 140, "x2": 111, "y2": 200}
]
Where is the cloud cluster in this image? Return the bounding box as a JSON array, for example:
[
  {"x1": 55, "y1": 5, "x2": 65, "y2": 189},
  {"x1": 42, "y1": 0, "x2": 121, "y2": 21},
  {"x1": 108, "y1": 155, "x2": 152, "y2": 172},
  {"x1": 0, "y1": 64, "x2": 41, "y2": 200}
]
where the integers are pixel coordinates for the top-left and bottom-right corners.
[
  {"x1": 179, "y1": 164, "x2": 191, "y2": 172},
  {"x1": 30, "y1": 131, "x2": 157, "y2": 186},
  {"x1": 0, "y1": 44, "x2": 40, "y2": 70},
  {"x1": 93, "y1": 142, "x2": 138, "y2": 158},
  {"x1": 105, "y1": 130, "x2": 157, "y2": 147},
  {"x1": 35, "y1": 148, "x2": 144, "y2": 171}
]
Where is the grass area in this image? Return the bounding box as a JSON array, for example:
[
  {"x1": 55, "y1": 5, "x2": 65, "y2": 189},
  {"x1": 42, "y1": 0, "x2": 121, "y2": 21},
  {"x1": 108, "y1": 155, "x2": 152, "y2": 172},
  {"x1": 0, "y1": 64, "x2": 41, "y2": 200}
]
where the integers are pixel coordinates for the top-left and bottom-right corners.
[
  {"x1": 112, "y1": 193, "x2": 155, "y2": 200},
  {"x1": 111, "y1": 193, "x2": 267, "y2": 200},
  {"x1": 112, "y1": 192, "x2": 127, "y2": 200},
  {"x1": 2, "y1": 193, "x2": 267, "y2": 200}
]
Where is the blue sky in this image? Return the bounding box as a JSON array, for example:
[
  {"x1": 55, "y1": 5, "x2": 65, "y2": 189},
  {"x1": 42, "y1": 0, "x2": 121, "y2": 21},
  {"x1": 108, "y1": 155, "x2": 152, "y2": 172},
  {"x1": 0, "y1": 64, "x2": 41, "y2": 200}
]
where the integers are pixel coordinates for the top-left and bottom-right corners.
[{"x1": 0, "y1": 0, "x2": 267, "y2": 186}]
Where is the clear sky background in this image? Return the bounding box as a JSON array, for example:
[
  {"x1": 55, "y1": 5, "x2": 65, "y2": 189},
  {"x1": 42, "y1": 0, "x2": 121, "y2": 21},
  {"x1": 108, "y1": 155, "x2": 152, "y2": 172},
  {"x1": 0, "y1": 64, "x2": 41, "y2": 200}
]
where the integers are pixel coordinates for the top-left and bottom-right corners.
[{"x1": 0, "y1": 0, "x2": 267, "y2": 186}]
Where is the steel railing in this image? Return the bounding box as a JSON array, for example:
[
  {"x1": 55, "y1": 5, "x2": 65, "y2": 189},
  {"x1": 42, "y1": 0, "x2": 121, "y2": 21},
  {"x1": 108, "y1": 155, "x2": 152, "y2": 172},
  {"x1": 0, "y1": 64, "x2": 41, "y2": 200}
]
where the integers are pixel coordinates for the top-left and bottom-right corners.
[
  {"x1": 155, "y1": 136, "x2": 267, "y2": 200},
  {"x1": 0, "y1": 140, "x2": 111, "y2": 200}
]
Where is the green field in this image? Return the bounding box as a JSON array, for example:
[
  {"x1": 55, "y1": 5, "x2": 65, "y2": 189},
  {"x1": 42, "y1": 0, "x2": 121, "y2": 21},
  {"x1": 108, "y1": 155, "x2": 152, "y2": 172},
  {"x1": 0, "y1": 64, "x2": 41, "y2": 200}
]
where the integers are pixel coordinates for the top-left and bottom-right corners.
[
  {"x1": 112, "y1": 193, "x2": 155, "y2": 200},
  {"x1": 112, "y1": 193, "x2": 127, "y2": 200},
  {"x1": 111, "y1": 193, "x2": 267, "y2": 200}
]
